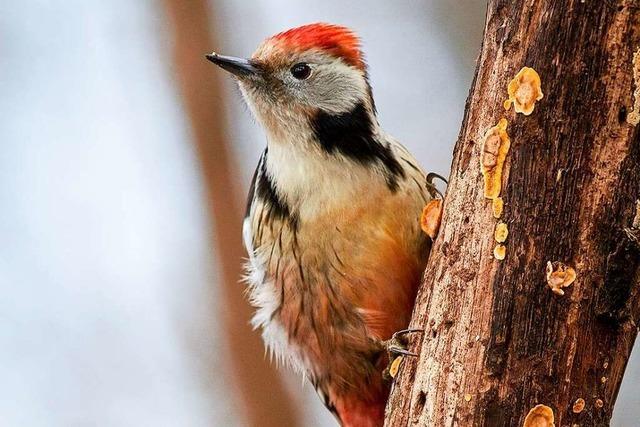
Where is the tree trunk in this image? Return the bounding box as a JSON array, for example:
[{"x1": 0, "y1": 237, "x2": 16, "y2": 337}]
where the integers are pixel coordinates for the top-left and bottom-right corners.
[{"x1": 385, "y1": 1, "x2": 640, "y2": 426}]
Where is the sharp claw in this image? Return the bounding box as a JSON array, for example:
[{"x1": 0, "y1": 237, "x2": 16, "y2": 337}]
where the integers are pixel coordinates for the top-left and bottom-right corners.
[
  {"x1": 426, "y1": 172, "x2": 448, "y2": 200},
  {"x1": 392, "y1": 328, "x2": 424, "y2": 339},
  {"x1": 426, "y1": 172, "x2": 448, "y2": 186},
  {"x1": 387, "y1": 346, "x2": 418, "y2": 357},
  {"x1": 381, "y1": 328, "x2": 423, "y2": 363},
  {"x1": 426, "y1": 182, "x2": 444, "y2": 200}
]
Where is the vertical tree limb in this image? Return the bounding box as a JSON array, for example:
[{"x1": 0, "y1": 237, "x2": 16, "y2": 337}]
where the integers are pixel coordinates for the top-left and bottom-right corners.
[
  {"x1": 386, "y1": 1, "x2": 640, "y2": 426},
  {"x1": 162, "y1": 2, "x2": 301, "y2": 426}
]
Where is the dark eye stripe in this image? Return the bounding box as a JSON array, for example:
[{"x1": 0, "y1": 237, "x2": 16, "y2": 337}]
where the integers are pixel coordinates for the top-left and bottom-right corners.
[{"x1": 290, "y1": 63, "x2": 311, "y2": 80}]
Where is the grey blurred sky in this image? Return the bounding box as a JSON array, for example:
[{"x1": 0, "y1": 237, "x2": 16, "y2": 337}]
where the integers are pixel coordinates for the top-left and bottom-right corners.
[{"x1": 0, "y1": 1, "x2": 637, "y2": 426}]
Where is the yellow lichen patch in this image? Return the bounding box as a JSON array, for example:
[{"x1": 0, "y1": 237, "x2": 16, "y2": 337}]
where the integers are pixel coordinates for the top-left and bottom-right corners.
[
  {"x1": 389, "y1": 356, "x2": 403, "y2": 378},
  {"x1": 546, "y1": 261, "x2": 577, "y2": 296},
  {"x1": 627, "y1": 48, "x2": 640, "y2": 126},
  {"x1": 481, "y1": 118, "x2": 511, "y2": 199},
  {"x1": 504, "y1": 67, "x2": 544, "y2": 115},
  {"x1": 523, "y1": 404, "x2": 555, "y2": 427},
  {"x1": 495, "y1": 222, "x2": 509, "y2": 243},
  {"x1": 572, "y1": 398, "x2": 586, "y2": 414},
  {"x1": 492, "y1": 197, "x2": 504, "y2": 218},
  {"x1": 420, "y1": 199, "x2": 443, "y2": 240},
  {"x1": 494, "y1": 244, "x2": 506, "y2": 261}
]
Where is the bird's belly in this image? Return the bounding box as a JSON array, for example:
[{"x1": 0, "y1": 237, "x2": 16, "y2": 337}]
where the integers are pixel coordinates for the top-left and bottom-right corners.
[{"x1": 245, "y1": 192, "x2": 429, "y2": 387}]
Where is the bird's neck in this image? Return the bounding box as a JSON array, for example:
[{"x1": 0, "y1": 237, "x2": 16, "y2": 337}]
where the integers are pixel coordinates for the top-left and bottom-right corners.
[{"x1": 262, "y1": 102, "x2": 404, "y2": 221}]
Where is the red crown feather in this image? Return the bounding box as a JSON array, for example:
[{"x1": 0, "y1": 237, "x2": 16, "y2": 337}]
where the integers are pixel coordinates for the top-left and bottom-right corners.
[{"x1": 269, "y1": 23, "x2": 365, "y2": 70}]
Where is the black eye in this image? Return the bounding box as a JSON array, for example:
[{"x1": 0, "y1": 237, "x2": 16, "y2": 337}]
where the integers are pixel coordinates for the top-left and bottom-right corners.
[{"x1": 290, "y1": 63, "x2": 311, "y2": 80}]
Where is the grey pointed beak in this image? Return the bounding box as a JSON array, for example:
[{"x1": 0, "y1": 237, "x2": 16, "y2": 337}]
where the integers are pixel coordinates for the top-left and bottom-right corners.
[{"x1": 205, "y1": 52, "x2": 260, "y2": 78}]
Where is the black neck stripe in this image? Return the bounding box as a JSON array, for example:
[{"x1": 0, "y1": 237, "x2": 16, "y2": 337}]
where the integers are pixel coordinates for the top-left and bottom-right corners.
[
  {"x1": 311, "y1": 102, "x2": 405, "y2": 191},
  {"x1": 255, "y1": 150, "x2": 298, "y2": 228}
]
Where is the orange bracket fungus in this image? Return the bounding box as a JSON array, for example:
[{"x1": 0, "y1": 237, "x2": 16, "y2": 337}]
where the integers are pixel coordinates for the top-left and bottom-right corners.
[
  {"x1": 504, "y1": 67, "x2": 544, "y2": 115},
  {"x1": 627, "y1": 48, "x2": 640, "y2": 126},
  {"x1": 546, "y1": 261, "x2": 577, "y2": 295},
  {"x1": 523, "y1": 404, "x2": 555, "y2": 427},
  {"x1": 481, "y1": 118, "x2": 511, "y2": 199},
  {"x1": 421, "y1": 199, "x2": 443, "y2": 240}
]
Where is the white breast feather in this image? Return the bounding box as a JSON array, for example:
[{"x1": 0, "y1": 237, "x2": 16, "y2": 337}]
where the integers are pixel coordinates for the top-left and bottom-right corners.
[{"x1": 242, "y1": 217, "x2": 307, "y2": 373}]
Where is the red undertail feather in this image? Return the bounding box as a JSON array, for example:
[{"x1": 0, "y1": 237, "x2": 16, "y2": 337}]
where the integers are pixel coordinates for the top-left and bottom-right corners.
[
  {"x1": 335, "y1": 392, "x2": 386, "y2": 427},
  {"x1": 270, "y1": 23, "x2": 365, "y2": 70}
]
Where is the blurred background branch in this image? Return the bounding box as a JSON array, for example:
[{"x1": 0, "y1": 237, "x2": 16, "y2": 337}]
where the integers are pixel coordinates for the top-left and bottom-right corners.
[{"x1": 162, "y1": 1, "x2": 301, "y2": 426}]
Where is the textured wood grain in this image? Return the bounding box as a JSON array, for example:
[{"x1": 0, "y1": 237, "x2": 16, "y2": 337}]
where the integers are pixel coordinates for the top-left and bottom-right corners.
[{"x1": 385, "y1": 1, "x2": 640, "y2": 425}]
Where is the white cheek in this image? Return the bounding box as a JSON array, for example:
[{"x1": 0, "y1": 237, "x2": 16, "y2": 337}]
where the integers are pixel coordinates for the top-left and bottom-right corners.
[
  {"x1": 307, "y1": 62, "x2": 369, "y2": 114},
  {"x1": 238, "y1": 83, "x2": 262, "y2": 120}
]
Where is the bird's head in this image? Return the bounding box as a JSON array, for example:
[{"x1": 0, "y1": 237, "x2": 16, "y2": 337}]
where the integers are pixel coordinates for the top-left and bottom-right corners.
[{"x1": 207, "y1": 23, "x2": 376, "y2": 141}]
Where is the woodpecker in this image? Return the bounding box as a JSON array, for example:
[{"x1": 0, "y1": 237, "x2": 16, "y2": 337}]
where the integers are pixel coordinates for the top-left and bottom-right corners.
[{"x1": 207, "y1": 23, "x2": 433, "y2": 427}]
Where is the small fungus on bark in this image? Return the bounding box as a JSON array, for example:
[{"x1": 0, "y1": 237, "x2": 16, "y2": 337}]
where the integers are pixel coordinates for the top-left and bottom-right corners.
[
  {"x1": 572, "y1": 398, "x2": 585, "y2": 414},
  {"x1": 420, "y1": 199, "x2": 443, "y2": 240},
  {"x1": 481, "y1": 118, "x2": 511, "y2": 199},
  {"x1": 494, "y1": 244, "x2": 506, "y2": 260},
  {"x1": 523, "y1": 404, "x2": 555, "y2": 427},
  {"x1": 492, "y1": 197, "x2": 504, "y2": 218},
  {"x1": 546, "y1": 261, "x2": 577, "y2": 296},
  {"x1": 495, "y1": 222, "x2": 509, "y2": 243},
  {"x1": 389, "y1": 356, "x2": 403, "y2": 379},
  {"x1": 504, "y1": 67, "x2": 544, "y2": 115}
]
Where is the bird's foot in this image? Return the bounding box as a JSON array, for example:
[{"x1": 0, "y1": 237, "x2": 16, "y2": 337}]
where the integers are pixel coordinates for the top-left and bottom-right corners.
[
  {"x1": 382, "y1": 328, "x2": 423, "y2": 357},
  {"x1": 381, "y1": 328, "x2": 423, "y2": 380},
  {"x1": 426, "y1": 172, "x2": 448, "y2": 200}
]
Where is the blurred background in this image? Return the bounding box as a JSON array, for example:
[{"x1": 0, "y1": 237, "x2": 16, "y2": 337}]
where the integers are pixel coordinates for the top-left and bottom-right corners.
[{"x1": 0, "y1": 1, "x2": 637, "y2": 426}]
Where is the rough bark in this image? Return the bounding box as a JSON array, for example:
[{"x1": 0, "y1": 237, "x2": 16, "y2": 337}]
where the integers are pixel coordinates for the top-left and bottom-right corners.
[
  {"x1": 162, "y1": 2, "x2": 302, "y2": 426},
  {"x1": 385, "y1": 1, "x2": 640, "y2": 426}
]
